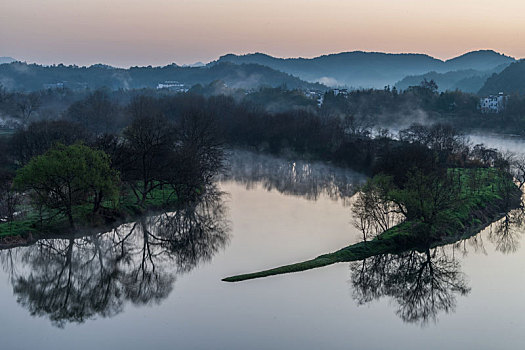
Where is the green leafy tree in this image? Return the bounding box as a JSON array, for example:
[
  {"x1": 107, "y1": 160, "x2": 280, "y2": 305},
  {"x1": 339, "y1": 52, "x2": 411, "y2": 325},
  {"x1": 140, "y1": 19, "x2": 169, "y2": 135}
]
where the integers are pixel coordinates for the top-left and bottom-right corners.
[
  {"x1": 13, "y1": 143, "x2": 119, "y2": 228},
  {"x1": 388, "y1": 170, "x2": 461, "y2": 226}
]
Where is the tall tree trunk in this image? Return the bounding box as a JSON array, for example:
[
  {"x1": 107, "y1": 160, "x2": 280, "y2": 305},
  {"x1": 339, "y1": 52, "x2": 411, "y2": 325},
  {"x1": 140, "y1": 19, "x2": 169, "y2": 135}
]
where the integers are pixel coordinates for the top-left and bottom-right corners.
[
  {"x1": 66, "y1": 207, "x2": 75, "y2": 229},
  {"x1": 93, "y1": 191, "x2": 102, "y2": 214}
]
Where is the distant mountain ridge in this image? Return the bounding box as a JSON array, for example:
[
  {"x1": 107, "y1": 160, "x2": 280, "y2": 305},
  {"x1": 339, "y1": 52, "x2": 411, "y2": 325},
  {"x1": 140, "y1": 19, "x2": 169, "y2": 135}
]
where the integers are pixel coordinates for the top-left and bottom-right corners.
[
  {"x1": 0, "y1": 57, "x2": 16, "y2": 65},
  {"x1": 444, "y1": 50, "x2": 515, "y2": 71},
  {"x1": 1, "y1": 50, "x2": 518, "y2": 93},
  {"x1": 0, "y1": 61, "x2": 325, "y2": 91},
  {"x1": 214, "y1": 50, "x2": 516, "y2": 89}
]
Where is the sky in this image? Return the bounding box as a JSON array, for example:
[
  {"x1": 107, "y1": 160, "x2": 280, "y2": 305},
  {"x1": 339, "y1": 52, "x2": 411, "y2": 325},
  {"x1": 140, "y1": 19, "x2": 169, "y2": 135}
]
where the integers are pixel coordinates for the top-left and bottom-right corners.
[{"x1": 1, "y1": 0, "x2": 524, "y2": 67}]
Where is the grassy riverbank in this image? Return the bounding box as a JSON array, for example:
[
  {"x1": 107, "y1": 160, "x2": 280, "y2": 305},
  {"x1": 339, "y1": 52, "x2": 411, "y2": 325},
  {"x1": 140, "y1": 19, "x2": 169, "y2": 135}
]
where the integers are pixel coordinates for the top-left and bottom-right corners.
[
  {"x1": 0, "y1": 184, "x2": 181, "y2": 238},
  {"x1": 223, "y1": 168, "x2": 522, "y2": 282}
]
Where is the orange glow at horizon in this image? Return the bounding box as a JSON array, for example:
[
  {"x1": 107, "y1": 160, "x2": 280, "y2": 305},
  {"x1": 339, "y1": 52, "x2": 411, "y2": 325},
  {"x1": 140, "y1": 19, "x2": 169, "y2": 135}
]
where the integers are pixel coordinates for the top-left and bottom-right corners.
[{"x1": 1, "y1": 0, "x2": 524, "y2": 66}]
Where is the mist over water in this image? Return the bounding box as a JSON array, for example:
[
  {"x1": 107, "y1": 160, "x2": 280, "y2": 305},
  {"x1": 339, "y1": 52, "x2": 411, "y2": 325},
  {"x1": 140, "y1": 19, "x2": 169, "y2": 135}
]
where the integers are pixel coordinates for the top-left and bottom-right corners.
[
  {"x1": 220, "y1": 149, "x2": 366, "y2": 202},
  {"x1": 468, "y1": 133, "x2": 525, "y2": 155}
]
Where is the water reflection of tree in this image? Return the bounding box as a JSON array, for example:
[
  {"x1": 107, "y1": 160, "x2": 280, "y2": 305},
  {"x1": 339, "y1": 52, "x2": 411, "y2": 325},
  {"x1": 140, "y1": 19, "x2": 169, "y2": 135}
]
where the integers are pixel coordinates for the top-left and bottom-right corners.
[
  {"x1": 1, "y1": 188, "x2": 229, "y2": 328},
  {"x1": 349, "y1": 248, "x2": 470, "y2": 325},
  {"x1": 451, "y1": 205, "x2": 525, "y2": 256},
  {"x1": 487, "y1": 207, "x2": 525, "y2": 254},
  {"x1": 454, "y1": 230, "x2": 487, "y2": 256},
  {"x1": 222, "y1": 150, "x2": 365, "y2": 202},
  {"x1": 347, "y1": 180, "x2": 525, "y2": 325}
]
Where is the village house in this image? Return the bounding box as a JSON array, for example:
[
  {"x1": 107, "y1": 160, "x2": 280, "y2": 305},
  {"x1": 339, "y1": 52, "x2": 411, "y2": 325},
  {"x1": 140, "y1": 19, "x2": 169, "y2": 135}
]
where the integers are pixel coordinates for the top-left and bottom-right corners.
[{"x1": 480, "y1": 92, "x2": 507, "y2": 113}]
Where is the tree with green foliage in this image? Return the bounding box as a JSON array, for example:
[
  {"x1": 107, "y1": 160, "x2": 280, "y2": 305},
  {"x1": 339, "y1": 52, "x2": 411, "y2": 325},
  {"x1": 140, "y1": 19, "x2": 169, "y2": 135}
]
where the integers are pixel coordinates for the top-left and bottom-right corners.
[
  {"x1": 13, "y1": 143, "x2": 119, "y2": 228},
  {"x1": 388, "y1": 169, "x2": 461, "y2": 226}
]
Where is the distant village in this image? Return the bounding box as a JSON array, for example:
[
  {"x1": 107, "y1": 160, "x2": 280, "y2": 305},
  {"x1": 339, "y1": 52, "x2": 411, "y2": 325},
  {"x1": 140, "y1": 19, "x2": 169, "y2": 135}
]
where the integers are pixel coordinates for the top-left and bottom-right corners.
[
  {"x1": 303, "y1": 88, "x2": 348, "y2": 107},
  {"x1": 40, "y1": 79, "x2": 508, "y2": 114},
  {"x1": 304, "y1": 87, "x2": 509, "y2": 113}
]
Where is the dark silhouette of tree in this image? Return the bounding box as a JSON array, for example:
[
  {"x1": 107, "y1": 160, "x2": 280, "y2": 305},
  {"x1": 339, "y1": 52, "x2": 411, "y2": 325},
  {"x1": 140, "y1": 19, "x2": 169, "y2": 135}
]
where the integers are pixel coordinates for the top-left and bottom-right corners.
[
  {"x1": 167, "y1": 110, "x2": 224, "y2": 200},
  {"x1": 120, "y1": 109, "x2": 224, "y2": 205},
  {"x1": 10, "y1": 120, "x2": 91, "y2": 166},
  {"x1": 399, "y1": 123, "x2": 466, "y2": 154},
  {"x1": 120, "y1": 115, "x2": 176, "y2": 205},
  {"x1": 65, "y1": 90, "x2": 121, "y2": 134},
  {"x1": 419, "y1": 79, "x2": 439, "y2": 94}
]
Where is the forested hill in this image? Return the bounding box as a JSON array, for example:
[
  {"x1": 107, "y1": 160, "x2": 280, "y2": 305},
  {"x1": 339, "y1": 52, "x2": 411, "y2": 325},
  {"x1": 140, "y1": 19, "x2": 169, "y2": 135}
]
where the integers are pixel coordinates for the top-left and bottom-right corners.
[
  {"x1": 214, "y1": 50, "x2": 515, "y2": 88},
  {"x1": 0, "y1": 61, "x2": 326, "y2": 91},
  {"x1": 478, "y1": 60, "x2": 525, "y2": 95},
  {"x1": 394, "y1": 64, "x2": 509, "y2": 93},
  {"x1": 444, "y1": 50, "x2": 515, "y2": 71}
]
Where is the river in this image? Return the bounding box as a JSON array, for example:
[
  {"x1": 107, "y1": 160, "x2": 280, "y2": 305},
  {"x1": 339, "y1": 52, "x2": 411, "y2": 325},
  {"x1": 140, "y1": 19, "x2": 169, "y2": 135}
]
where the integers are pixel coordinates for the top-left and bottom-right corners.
[{"x1": 0, "y1": 138, "x2": 524, "y2": 350}]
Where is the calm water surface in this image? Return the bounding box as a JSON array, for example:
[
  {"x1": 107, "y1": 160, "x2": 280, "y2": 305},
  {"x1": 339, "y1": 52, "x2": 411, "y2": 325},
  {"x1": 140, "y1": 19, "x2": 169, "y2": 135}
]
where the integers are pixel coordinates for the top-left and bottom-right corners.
[{"x1": 0, "y1": 147, "x2": 524, "y2": 350}]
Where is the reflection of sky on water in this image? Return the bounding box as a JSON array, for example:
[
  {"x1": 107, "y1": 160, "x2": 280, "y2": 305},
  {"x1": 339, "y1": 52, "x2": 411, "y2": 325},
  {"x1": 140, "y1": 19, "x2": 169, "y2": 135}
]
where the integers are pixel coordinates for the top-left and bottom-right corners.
[
  {"x1": 348, "y1": 204, "x2": 525, "y2": 326},
  {"x1": 0, "y1": 188, "x2": 230, "y2": 328},
  {"x1": 0, "y1": 147, "x2": 523, "y2": 349}
]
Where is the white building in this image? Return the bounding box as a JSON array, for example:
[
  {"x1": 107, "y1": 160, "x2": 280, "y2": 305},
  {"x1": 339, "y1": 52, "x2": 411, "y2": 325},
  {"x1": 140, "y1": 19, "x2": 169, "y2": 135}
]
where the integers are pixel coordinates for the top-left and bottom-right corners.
[
  {"x1": 156, "y1": 81, "x2": 188, "y2": 92},
  {"x1": 333, "y1": 88, "x2": 349, "y2": 96},
  {"x1": 480, "y1": 92, "x2": 507, "y2": 113},
  {"x1": 43, "y1": 82, "x2": 64, "y2": 89},
  {"x1": 303, "y1": 89, "x2": 325, "y2": 107}
]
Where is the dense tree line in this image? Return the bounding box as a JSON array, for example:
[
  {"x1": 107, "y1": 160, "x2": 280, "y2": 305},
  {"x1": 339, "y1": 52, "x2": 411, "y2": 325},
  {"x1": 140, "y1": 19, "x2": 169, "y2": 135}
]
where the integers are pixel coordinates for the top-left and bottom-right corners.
[
  {"x1": 4, "y1": 79, "x2": 525, "y2": 137},
  {"x1": 3, "y1": 89, "x2": 511, "y2": 178},
  {"x1": 1, "y1": 85, "x2": 522, "y2": 230},
  {"x1": 0, "y1": 93, "x2": 227, "y2": 228}
]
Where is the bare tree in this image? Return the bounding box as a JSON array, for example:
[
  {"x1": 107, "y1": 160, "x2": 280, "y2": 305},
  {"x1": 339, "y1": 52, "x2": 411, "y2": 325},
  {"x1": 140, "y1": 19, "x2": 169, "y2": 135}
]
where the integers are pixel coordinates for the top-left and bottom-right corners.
[
  {"x1": 121, "y1": 115, "x2": 176, "y2": 205},
  {"x1": 16, "y1": 93, "x2": 40, "y2": 125},
  {"x1": 506, "y1": 152, "x2": 525, "y2": 189},
  {"x1": 352, "y1": 174, "x2": 404, "y2": 241}
]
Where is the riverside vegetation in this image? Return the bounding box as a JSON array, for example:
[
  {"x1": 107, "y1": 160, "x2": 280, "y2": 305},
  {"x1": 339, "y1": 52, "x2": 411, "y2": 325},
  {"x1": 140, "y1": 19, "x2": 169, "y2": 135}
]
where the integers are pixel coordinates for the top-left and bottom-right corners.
[
  {"x1": 223, "y1": 168, "x2": 521, "y2": 282},
  {"x1": 0, "y1": 90, "x2": 523, "y2": 280},
  {"x1": 0, "y1": 108, "x2": 223, "y2": 242},
  {"x1": 223, "y1": 129, "x2": 524, "y2": 281}
]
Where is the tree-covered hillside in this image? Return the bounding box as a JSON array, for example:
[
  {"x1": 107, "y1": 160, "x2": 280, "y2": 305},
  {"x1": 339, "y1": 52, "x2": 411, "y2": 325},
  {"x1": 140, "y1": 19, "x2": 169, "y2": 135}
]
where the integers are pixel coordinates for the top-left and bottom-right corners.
[
  {"x1": 479, "y1": 60, "x2": 525, "y2": 95},
  {"x1": 215, "y1": 50, "x2": 515, "y2": 89},
  {"x1": 395, "y1": 64, "x2": 509, "y2": 93},
  {"x1": 0, "y1": 61, "x2": 325, "y2": 91}
]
